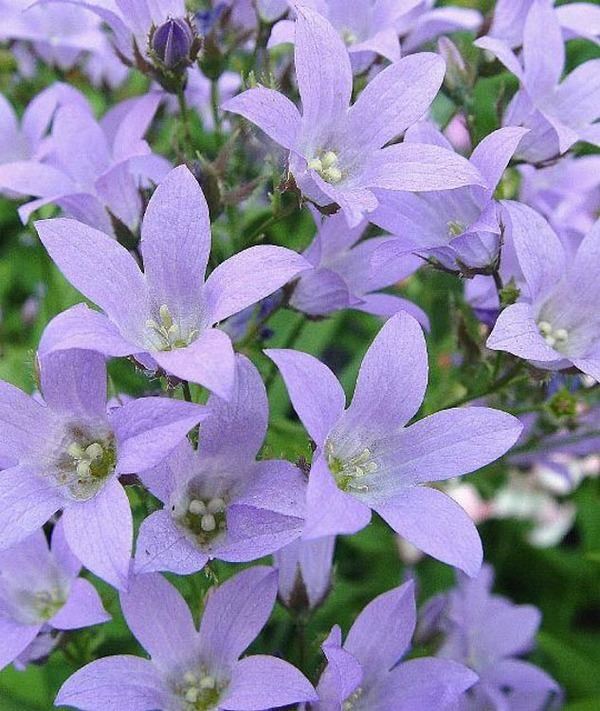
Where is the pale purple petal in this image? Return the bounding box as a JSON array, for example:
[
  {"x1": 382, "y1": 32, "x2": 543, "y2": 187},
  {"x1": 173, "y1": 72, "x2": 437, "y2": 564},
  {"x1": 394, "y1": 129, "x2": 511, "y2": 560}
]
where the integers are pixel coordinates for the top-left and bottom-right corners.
[
  {"x1": 0, "y1": 161, "x2": 76, "y2": 205},
  {"x1": 35, "y1": 217, "x2": 148, "y2": 335},
  {"x1": 222, "y1": 87, "x2": 301, "y2": 150},
  {"x1": 523, "y1": 0, "x2": 564, "y2": 100},
  {"x1": 111, "y1": 397, "x2": 207, "y2": 473},
  {"x1": 49, "y1": 578, "x2": 111, "y2": 630},
  {"x1": 303, "y1": 457, "x2": 371, "y2": 539},
  {"x1": 375, "y1": 486, "x2": 483, "y2": 576},
  {"x1": 61, "y1": 479, "x2": 132, "y2": 590},
  {"x1": 0, "y1": 618, "x2": 40, "y2": 672},
  {"x1": 39, "y1": 349, "x2": 107, "y2": 418},
  {"x1": 141, "y1": 165, "x2": 210, "y2": 318},
  {"x1": 344, "y1": 580, "x2": 416, "y2": 679},
  {"x1": 290, "y1": 268, "x2": 351, "y2": 316},
  {"x1": 317, "y1": 628, "x2": 363, "y2": 706},
  {"x1": 203, "y1": 246, "x2": 309, "y2": 324},
  {"x1": 134, "y1": 509, "x2": 209, "y2": 575},
  {"x1": 265, "y1": 348, "x2": 345, "y2": 445},
  {"x1": 470, "y1": 127, "x2": 528, "y2": 194},
  {"x1": 484, "y1": 659, "x2": 558, "y2": 695},
  {"x1": 152, "y1": 328, "x2": 236, "y2": 399},
  {"x1": 55, "y1": 656, "x2": 170, "y2": 711},
  {"x1": 341, "y1": 311, "x2": 428, "y2": 437},
  {"x1": 275, "y1": 536, "x2": 335, "y2": 610},
  {"x1": 0, "y1": 466, "x2": 63, "y2": 550},
  {"x1": 120, "y1": 571, "x2": 198, "y2": 670},
  {"x1": 474, "y1": 36, "x2": 524, "y2": 82},
  {"x1": 295, "y1": 6, "x2": 352, "y2": 143},
  {"x1": 364, "y1": 143, "x2": 485, "y2": 192},
  {"x1": 552, "y1": 59, "x2": 600, "y2": 137},
  {"x1": 472, "y1": 604, "x2": 541, "y2": 661},
  {"x1": 223, "y1": 655, "x2": 317, "y2": 709},
  {"x1": 39, "y1": 305, "x2": 139, "y2": 359},
  {"x1": 354, "y1": 294, "x2": 430, "y2": 330},
  {"x1": 198, "y1": 566, "x2": 277, "y2": 670},
  {"x1": 0, "y1": 381, "x2": 55, "y2": 460},
  {"x1": 487, "y1": 303, "x2": 562, "y2": 362}
]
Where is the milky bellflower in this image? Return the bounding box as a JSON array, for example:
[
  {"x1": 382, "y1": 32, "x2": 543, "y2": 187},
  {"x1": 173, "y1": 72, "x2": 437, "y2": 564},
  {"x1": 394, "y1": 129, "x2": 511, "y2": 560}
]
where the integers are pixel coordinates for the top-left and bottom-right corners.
[
  {"x1": 487, "y1": 204, "x2": 600, "y2": 382},
  {"x1": 36, "y1": 165, "x2": 309, "y2": 398},
  {"x1": 223, "y1": 6, "x2": 485, "y2": 227},
  {"x1": 56, "y1": 567, "x2": 318, "y2": 710},
  {"x1": 275, "y1": 535, "x2": 335, "y2": 612},
  {"x1": 371, "y1": 123, "x2": 527, "y2": 272},
  {"x1": 0, "y1": 349, "x2": 206, "y2": 589},
  {"x1": 424, "y1": 565, "x2": 560, "y2": 710},
  {"x1": 313, "y1": 579, "x2": 477, "y2": 710},
  {"x1": 0, "y1": 93, "x2": 170, "y2": 234},
  {"x1": 476, "y1": 0, "x2": 600, "y2": 163},
  {"x1": 289, "y1": 209, "x2": 428, "y2": 326},
  {"x1": 267, "y1": 311, "x2": 522, "y2": 575},
  {"x1": 0, "y1": 525, "x2": 109, "y2": 671},
  {"x1": 135, "y1": 355, "x2": 306, "y2": 575}
]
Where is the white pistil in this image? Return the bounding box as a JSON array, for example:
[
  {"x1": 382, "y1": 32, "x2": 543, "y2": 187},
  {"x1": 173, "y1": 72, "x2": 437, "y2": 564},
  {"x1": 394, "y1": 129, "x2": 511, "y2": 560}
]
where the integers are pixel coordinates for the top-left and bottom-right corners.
[
  {"x1": 146, "y1": 303, "x2": 198, "y2": 351},
  {"x1": 67, "y1": 441, "x2": 104, "y2": 478},
  {"x1": 447, "y1": 219, "x2": 466, "y2": 237},
  {"x1": 308, "y1": 150, "x2": 343, "y2": 184},
  {"x1": 538, "y1": 320, "x2": 569, "y2": 349},
  {"x1": 327, "y1": 442, "x2": 378, "y2": 493}
]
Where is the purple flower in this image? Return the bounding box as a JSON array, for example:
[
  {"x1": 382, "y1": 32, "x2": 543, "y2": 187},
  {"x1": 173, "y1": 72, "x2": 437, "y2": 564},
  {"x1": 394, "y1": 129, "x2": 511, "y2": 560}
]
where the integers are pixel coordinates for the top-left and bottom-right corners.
[
  {"x1": 476, "y1": 0, "x2": 600, "y2": 163},
  {"x1": 223, "y1": 6, "x2": 485, "y2": 227},
  {"x1": 289, "y1": 209, "x2": 428, "y2": 326},
  {"x1": 370, "y1": 123, "x2": 527, "y2": 272},
  {"x1": 0, "y1": 525, "x2": 109, "y2": 671},
  {"x1": 134, "y1": 355, "x2": 306, "y2": 575},
  {"x1": 56, "y1": 567, "x2": 318, "y2": 710},
  {"x1": 313, "y1": 579, "x2": 477, "y2": 710},
  {"x1": 267, "y1": 311, "x2": 522, "y2": 575},
  {"x1": 487, "y1": 203, "x2": 600, "y2": 381},
  {"x1": 488, "y1": 0, "x2": 600, "y2": 48},
  {"x1": 0, "y1": 82, "x2": 88, "y2": 166},
  {"x1": 426, "y1": 565, "x2": 560, "y2": 710},
  {"x1": 0, "y1": 93, "x2": 170, "y2": 234},
  {"x1": 0, "y1": 348, "x2": 207, "y2": 589},
  {"x1": 35, "y1": 165, "x2": 309, "y2": 398},
  {"x1": 275, "y1": 535, "x2": 335, "y2": 611}
]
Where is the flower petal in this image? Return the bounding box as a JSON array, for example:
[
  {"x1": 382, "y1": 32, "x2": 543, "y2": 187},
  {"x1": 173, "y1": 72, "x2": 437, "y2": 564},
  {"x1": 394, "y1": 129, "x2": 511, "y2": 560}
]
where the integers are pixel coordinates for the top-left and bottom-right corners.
[
  {"x1": 49, "y1": 578, "x2": 111, "y2": 630},
  {"x1": 0, "y1": 618, "x2": 41, "y2": 672},
  {"x1": 487, "y1": 302, "x2": 562, "y2": 362}
]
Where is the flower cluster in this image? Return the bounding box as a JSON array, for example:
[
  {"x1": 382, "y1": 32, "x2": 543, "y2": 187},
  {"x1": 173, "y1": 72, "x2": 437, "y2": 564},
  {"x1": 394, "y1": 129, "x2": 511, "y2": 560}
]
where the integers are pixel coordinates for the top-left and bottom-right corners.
[{"x1": 0, "y1": 0, "x2": 598, "y2": 708}]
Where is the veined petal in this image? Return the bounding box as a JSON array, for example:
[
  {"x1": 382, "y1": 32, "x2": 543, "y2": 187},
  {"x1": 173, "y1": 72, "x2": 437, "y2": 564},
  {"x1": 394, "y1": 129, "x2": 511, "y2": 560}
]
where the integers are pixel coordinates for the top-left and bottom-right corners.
[
  {"x1": 49, "y1": 578, "x2": 111, "y2": 630},
  {"x1": 469, "y1": 127, "x2": 529, "y2": 194},
  {"x1": 523, "y1": 0, "x2": 564, "y2": 99},
  {"x1": 0, "y1": 381, "x2": 56, "y2": 461},
  {"x1": 487, "y1": 303, "x2": 564, "y2": 362},
  {"x1": 0, "y1": 618, "x2": 41, "y2": 672},
  {"x1": 222, "y1": 87, "x2": 301, "y2": 151}
]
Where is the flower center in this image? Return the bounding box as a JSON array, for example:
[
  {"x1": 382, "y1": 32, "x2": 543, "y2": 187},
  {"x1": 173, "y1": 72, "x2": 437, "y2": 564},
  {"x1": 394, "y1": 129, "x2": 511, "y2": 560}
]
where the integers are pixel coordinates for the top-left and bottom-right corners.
[
  {"x1": 538, "y1": 320, "x2": 569, "y2": 351},
  {"x1": 176, "y1": 496, "x2": 227, "y2": 546},
  {"x1": 343, "y1": 688, "x2": 363, "y2": 710},
  {"x1": 146, "y1": 304, "x2": 198, "y2": 351},
  {"x1": 326, "y1": 442, "x2": 378, "y2": 493},
  {"x1": 341, "y1": 27, "x2": 358, "y2": 45},
  {"x1": 176, "y1": 669, "x2": 224, "y2": 711},
  {"x1": 307, "y1": 150, "x2": 343, "y2": 184},
  {"x1": 55, "y1": 428, "x2": 116, "y2": 500},
  {"x1": 447, "y1": 220, "x2": 466, "y2": 237}
]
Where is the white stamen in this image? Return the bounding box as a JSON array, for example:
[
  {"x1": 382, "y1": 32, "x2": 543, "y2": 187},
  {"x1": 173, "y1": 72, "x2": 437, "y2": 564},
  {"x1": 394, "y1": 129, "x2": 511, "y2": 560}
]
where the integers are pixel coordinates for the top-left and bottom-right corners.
[
  {"x1": 207, "y1": 497, "x2": 226, "y2": 514},
  {"x1": 201, "y1": 513, "x2": 216, "y2": 532},
  {"x1": 188, "y1": 499, "x2": 207, "y2": 515},
  {"x1": 308, "y1": 150, "x2": 343, "y2": 184},
  {"x1": 538, "y1": 320, "x2": 569, "y2": 350}
]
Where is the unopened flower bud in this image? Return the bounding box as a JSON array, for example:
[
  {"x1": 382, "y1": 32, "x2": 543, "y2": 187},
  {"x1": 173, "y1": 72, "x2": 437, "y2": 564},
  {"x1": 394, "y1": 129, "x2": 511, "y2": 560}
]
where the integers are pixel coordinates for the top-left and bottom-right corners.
[
  {"x1": 438, "y1": 37, "x2": 472, "y2": 94},
  {"x1": 150, "y1": 17, "x2": 200, "y2": 71}
]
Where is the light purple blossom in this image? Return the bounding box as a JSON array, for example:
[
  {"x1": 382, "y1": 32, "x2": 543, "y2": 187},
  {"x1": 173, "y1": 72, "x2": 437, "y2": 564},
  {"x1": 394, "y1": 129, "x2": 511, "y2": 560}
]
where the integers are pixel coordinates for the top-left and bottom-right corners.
[
  {"x1": 425, "y1": 565, "x2": 560, "y2": 710},
  {"x1": 134, "y1": 355, "x2": 306, "y2": 575},
  {"x1": 476, "y1": 0, "x2": 600, "y2": 163},
  {"x1": 0, "y1": 93, "x2": 170, "y2": 233},
  {"x1": 370, "y1": 123, "x2": 527, "y2": 271},
  {"x1": 487, "y1": 202, "x2": 600, "y2": 381},
  {"x1": 275, "y1": 535, "x2": 335, "y2": 611},
  {"x1": 224, "y1": 6, "x2": 485, "y2": 227},
  {"x1": 313, "y1": 579, "x2": 477, "y2": 710},
  {"x1": 0, "y1": 348, "x2": 207, "y2": 589},
  {"x1": 488, "y1": 0, "x2": 600, "y2": 48},
  {"x1": 36, "y1": 165, "x2": 309, "y2": 398},
  {"x1": 0, "y1": 525, "x2": 109, "y2": 671},
  {"x1": 267, "y1": 311, "x2": 522, "y2": 575},
  {"x1": 289, "y1": 209, "x2": 428, "y2": 326},
  {"x1": 56, "y1": 567, "x2": 318, "y2": 710}
]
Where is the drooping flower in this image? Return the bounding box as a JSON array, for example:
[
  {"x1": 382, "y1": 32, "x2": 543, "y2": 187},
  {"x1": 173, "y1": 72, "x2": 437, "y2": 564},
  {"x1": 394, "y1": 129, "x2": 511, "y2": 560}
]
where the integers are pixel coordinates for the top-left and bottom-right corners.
[
  {"x1": 487, "y1": 204, "x2": 600, "y2": 381},
  {"x1": 0, "y1": 348, "x2": 207, "y2": 588},
  {"x1": 223, "y1": 6, "x2": 485, "y2": 227},
  {"x1": 312, "y1": 579, "x2": 477, "y2": 710},
  {"x1": 476, "y1": 0, "x2": 600, "y2": 163},
  {"x1": 422, "y1": 565, "x2": 561, "y2": 710},
  {"x1": 267, "y1": 311, "x2": 522, "y2": 575},
  {"x1": 275, "y1": 535, "x2": 335, "y2": 612},
  {"x1": 36, "y1": 165, "x2": 309, "y2": 398},
  {"x1": 134, "y1": 355, "x2": 306, "y2": 575},
  {"x1": 370, "y1": 123, "x2": 527, "y2": 272},
  {"x1": 289, "y1": 209, "x2": 428, "y2": 326},
  {"x1": 0, "y1": 93, "x2": 170, "y2": 234},
  {"x1": 56, "y1": 567, "x2": 318, "y2": 710},
  {"x1": 0, "y1": 524, "x2": 110, "y2": 671}
]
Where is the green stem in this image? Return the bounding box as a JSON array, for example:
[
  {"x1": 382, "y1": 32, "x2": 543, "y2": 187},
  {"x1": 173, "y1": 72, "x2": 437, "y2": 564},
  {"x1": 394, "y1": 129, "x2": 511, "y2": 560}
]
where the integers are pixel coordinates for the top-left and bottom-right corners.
[
  {"x1": 445, "y1": 361, "x2": 525, "y2": 409},
  {"x1": 176, "y1": 86, "x2": 193, "y2": 153},
  {"x1": 181, "y1": 380, "x2": 193, "y2": 403},
  {"x1": 210, "y1": 79, "x2": 222, "y2": 134}
]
